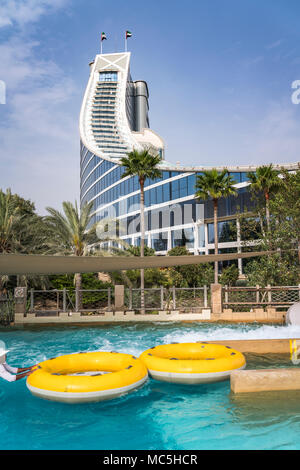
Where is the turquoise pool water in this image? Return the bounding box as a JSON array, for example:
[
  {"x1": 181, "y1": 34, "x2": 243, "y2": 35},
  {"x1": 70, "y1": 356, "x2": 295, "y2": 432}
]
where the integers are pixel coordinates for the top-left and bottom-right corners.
[{"x1": 1, "y1": 322, "x2": 300, "y2": 450}]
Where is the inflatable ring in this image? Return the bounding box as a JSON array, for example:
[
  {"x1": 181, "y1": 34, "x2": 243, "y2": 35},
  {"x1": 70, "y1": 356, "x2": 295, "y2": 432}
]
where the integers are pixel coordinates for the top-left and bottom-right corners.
[
  {"x1": 140, "y1": 342, "x2": 246, "y2": 384},
  {"x1": 27, "y1": 352, "x2": 148, "y2": 403}
]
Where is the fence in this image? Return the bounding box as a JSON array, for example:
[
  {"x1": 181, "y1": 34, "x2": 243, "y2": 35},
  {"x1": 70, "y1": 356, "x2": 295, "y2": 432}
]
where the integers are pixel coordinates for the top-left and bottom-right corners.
[
  {"x1": 3, "y1": 285, "x2": 300, "y2": 322},
  {"x1": 0, "y1": 293, "x2": 15, "y2": 325},
  {"x1": 75, "y1": 289, "x2": 113, "y2": 314},
  {"x1": 124, "y1": 286, "x2": 209, "y2": 312},
  {"x1": 223, "y1": 285, "x2": 300, "y2": 312},
  {"x1": 28, "y1": 289, "x2": 74, "y2": 316},
  {"x1": 27, "y1": 288, "x2": 113, "y2": 315}
]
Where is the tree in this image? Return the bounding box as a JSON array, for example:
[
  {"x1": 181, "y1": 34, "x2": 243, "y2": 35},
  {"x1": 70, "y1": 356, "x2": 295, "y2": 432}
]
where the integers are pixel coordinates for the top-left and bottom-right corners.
[
  {"x1": 244, "y1": 254, "x2": 299, "y2": 287},
  {"x1": 268, "y1": 169, "x2": 300, "y2": 263},
  {"x1": 219, "y1": 264, "x2": 239, "y2": 287},
  {"x1": 120, "y1": 149, "x2": 162, "y2": 311},
  {"x1": 195, "y1": 169, "x2": 237, "y2": 284},
  {"x1": 247, "y1": 164, "x2": 282, "y2": 232},
  {"x1": 167, "y1": 246, "x2": 214, "y2": 287},
  {"x1": 239, "y1": 169, "x2": 299, "y2": 285},
  {"x1": 45, "y1": 201, "x2": 99, "y2": 309},
  {"x1": 0, "y1": 188, "x2": 48, "y2": 289}
]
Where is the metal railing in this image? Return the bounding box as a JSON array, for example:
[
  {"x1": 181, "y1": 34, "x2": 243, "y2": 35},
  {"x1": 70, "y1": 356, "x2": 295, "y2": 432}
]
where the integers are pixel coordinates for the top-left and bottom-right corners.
[
  {"x1": 0, "y1": 292, "x2": 15, "y2": 325},
  {"x1": 27, "y1": 288, "x2": 113, "y2": 315},
  {"x1": 124, "y1": 286, "x2": 209, "y2": 313},
  {"x1": 223, "y1": 285, "x2": 300, "y2": 312},
  {"x1": 28, "y1": 289, "x2": 74, "y2": 316},
  {"x1": 75, "y1": 289, "x2": 112, "y2": 314}
]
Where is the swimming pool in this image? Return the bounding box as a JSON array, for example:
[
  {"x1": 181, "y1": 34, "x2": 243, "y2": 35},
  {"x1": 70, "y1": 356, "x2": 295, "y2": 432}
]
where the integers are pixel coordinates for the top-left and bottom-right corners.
[{"x1": 1, "y1": 322, "x2": 300, "y2": 450}]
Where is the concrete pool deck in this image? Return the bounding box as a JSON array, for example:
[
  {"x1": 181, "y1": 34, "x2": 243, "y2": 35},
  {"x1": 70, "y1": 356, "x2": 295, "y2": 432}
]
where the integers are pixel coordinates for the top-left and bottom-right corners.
[
  {"x1": 13, "y1": 307, "x2": 286, "y2": 325},
  {"x1": 231, "y1": 368, "x2": 300, "y2": 394}
]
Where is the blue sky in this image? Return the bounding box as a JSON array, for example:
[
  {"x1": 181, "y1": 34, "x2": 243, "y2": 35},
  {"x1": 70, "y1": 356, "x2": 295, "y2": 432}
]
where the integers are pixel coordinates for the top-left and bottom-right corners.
[{"x1": 0, "y1": 0, "x2": 300, "y2": 214}]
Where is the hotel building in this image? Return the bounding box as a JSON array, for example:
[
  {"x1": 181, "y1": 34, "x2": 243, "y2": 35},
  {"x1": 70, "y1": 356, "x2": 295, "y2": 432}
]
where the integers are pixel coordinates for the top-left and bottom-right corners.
[{"x1": 79, "y1": 52, "x2": 299, "y2": 274}]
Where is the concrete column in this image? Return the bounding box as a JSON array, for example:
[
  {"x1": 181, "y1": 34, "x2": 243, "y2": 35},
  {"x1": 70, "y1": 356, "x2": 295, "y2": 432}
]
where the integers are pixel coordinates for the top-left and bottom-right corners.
[
  {"x1": 114, "y1": 285, "x2": 125, "y2": 310},
  {"x1": 14, "y1": 287, "x2": 27, "y2": 315},
  {"x1": 211, "y1": 283, "x2": 222, "y2": 314}
]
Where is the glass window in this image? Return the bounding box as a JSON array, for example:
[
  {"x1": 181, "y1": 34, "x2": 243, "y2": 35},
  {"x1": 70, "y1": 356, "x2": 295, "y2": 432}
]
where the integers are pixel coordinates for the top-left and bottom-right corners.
[
  {"x1": 241, "y1": 172, "x2": 250, "y2": 182},
  {"x1": 188, "y1": 174, "x2": 196, "y2": 195},
  {"x1": 219, "y1": 220, "x2": 237, "y2": 242},
  {"x1": 171, "y1": 180, "x2": 179, "y2": 200},
  {"x1": 179, "y1": 177, "x2": 188, "y2": 198},
  {"x1": 163, "y1": 183, "x2": 170, "y2": 202},
  {"x1": 198, "y1": 224, "x2": 205, "y2": 248},
  {"x1": 99, "y1": 71, "x2": 118, "y2": 82},
  {"x1": 157, "y1": 185, "x2": 163, "y2": 204},
  {"x1": 151, "y1": 232, "x2": 168, "y2": 251},
  {"x1": 229, "y1": 172, "x2": 241, "y2": 183},
  {"x1": 208, "y1": 220, "x2": 237, "y2": 243},
  {"x1": 171, "y1": 228, "x2": 194, "y2": 249}
]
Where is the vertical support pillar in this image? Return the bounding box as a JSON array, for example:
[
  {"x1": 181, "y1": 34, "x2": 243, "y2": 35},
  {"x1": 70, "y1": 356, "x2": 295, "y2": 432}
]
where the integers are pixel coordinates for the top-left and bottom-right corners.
[
  {"x1": 204, "y1": 223, "x2": 209, "y2": 255},
  {"x1": 204, "y1": 285, "x2": 208, "y2": 308},
  {"x1": 30, "y1": 288, "x2": 34, "y2": 311},
  {"x1": 75, "y1": 288, "x2": 80, "y2": 312},
  {"x1": 108, "y1": 288, "x2": 111, "y2": 310},
  {"x1": 256, "y1": 285, "x2": 260, "y2": 304},
  {"x1": 129, "y1": 288, "x2": 133, "y2": 310},
  {"x1": 63, "y1": 288, "x2": 67, "y2": 312},
  {"x1": 267, "y1": 284, "x2": 272, "y2": 306},
  {"x1": 14, "y1": 287, "x2": 27, "y2": 316},
  {"x1": 172, "y1": 286, "x2": 176, "y2": 310},
  {"x1": 225, "y1": 285, "x2": 229, "y2": 305},
  {"x1": 236, "y1": 218, "x2": 242, "y2": 276},
  {"x1": 211, "y1": 283, "x2": 222, "y2": 314},
  {"x1": 114, "y1": 285, "x2": 125, "y2": 310}
]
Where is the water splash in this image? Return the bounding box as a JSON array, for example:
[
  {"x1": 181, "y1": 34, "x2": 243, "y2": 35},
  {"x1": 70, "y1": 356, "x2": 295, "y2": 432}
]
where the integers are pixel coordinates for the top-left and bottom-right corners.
[{"x1": 163, "y1": 324, "x2": 300, "y2": 345}]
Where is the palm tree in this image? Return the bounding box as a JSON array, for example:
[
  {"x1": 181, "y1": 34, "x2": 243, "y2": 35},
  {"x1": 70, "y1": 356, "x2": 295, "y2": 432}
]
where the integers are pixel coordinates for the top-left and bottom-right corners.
[
  {"x1": 120, "y1": 149, "x2": 162, "y2": 311},
  {"x1": 45, "y1": 201, "x2": 98, "y2": 309},
  {"x1": 0, "y1": 188, "x2": 22, "y2": 254},
  {"x1": 0, "y1": 189, "x2": 48, "y2": 289},
  {"x1": 195, "y1": 169, "x2": 238, "y2": 284},
  {"x1": 247, "y1": 165, "x2": 282, "y2": 232},
  {"x1": 45, "y1": 201, "x2": 127, "y2": 310}
]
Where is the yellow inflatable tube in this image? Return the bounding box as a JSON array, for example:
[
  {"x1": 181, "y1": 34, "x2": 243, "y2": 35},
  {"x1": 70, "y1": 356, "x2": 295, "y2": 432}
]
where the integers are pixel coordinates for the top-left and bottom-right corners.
[
  {"x1": 27, "y1": 352, "x2": 148, "y2": 403},
  {"x1": 140, "y1": 342, "x2": 246, "y2": 384}
]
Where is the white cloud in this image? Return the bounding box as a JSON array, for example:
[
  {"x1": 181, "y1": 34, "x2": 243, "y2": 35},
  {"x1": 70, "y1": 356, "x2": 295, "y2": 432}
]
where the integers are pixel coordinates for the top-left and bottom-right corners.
[
  {"x1": 242, "y1": 55, "x2": 264, "y2": 68},
  {"x1": 240, "y1": 103, "x2": 300, "y2": 165},
  {"x1": 265, "y1": 39, "x2": 283, "y2": 50},
  {"x1": 0, "y1": 0, "x2": 80, "y2": 214},
  {"x1": 0, "y1": 0, "x2": 68, "y2": 28}
]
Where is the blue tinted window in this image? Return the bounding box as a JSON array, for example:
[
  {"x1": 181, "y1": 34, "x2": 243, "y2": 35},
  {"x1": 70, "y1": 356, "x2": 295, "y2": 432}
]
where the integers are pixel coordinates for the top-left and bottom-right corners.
[
  {"x1": 163, "y1": 183, "x2": 170, "y2": 202},
  {"x1": 179, "y1": 177, "x2": 188, "y2": 198},
  {"x1": 188, "y1": 174, "x2": 196, "y2": 195},
  {"x1": 171, "y1": 228, "x2": 194, "y2": 249},
  {"x1": 229, "y1": 172, "x2": 241, "y2": 183},
  {"x1": 157, "y1": 185, "x2": 163, "y2": 204},
  {"x1": 99, "y1": 71, "x2": 118, "y2": 82},
  {"x1": 241, "y1": 172, "x2": 250, "y2": 182},
  {"x1": 151, "y1": 232, "x2": 168, "y2": 251},
  {"x1": 171, "y1": 180, "x2": 179, "y2": 200}
]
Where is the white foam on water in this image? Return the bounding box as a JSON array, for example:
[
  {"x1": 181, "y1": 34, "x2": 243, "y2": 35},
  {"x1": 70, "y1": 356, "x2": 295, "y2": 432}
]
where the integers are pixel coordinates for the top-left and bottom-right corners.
[
  {"x1": 88, "y1": 337, "x2": 144, "y2": 357},
  {"x1": 162, "y1": 324, "x2": 300, "y2": 345}
]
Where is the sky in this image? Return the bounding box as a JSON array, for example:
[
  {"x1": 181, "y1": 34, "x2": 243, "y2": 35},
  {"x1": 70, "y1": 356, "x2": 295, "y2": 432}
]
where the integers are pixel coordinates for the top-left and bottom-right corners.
[{"x1": 0, "y1": 0, "x2": 300, "y2": 214}]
